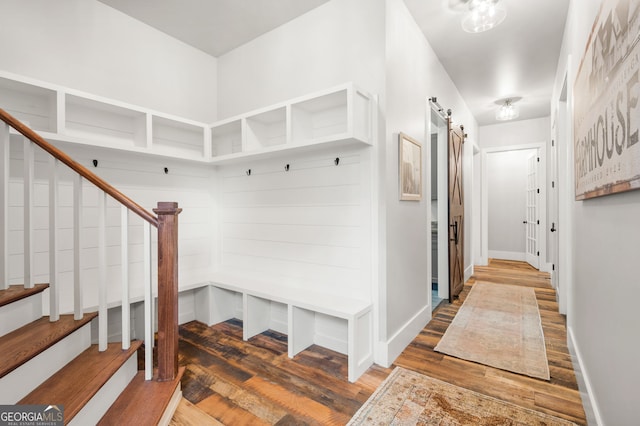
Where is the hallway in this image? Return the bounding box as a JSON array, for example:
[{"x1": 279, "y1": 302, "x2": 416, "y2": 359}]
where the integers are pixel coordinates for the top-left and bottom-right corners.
[
  {"x1": 395, "y1": 259, "x2": 585, "y2": 424},
  {"x1": 171, "y1": 259, "x2": 586, "y2": 425}
]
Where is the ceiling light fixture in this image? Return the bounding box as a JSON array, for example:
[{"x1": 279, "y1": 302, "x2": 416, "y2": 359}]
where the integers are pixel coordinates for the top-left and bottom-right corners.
[
  {"x1": 496, "y1": 98, "x2": 520, "y2": 121},
  {"x1": 462, "y1": 0, "x2": 507, "y2": 33}
]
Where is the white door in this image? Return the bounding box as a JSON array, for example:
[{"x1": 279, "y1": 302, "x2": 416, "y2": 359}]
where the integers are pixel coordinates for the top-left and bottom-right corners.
[
  {"x1": 525, "y1": 153, "x2": 539, "y2": 269},
  {"x1": 550, "y1": 135, "x2": 559, "y2": 290}
]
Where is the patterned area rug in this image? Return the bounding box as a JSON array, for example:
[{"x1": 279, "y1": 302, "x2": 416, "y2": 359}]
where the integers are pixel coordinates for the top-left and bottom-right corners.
[
  {"x1": 348, "y1": 367, "x2": 576, "y2": 425},
  {"x1": 434, "y1": 282, "x2": 550, "y2": 380}
]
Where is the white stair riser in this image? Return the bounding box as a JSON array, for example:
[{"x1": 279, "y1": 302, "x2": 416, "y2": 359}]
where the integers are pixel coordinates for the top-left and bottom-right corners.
[
  {"x1": 0, "y1": 323, "x2": 91, "y2": 403},
  {"x1": 0, "y1": 293, "x2": 43, "y2": 336},
  {"x1": 69, "y1": 353, "x2": 138, "y2": 426}
]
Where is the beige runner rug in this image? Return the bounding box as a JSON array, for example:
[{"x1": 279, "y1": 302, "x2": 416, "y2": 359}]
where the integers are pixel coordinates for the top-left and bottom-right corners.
[
  {"x1": 434, "y1": 281, "x2": 550, "y2": 380},
  {"x1": 348, "y1": 367, "x2": 575, "y2": 425}
]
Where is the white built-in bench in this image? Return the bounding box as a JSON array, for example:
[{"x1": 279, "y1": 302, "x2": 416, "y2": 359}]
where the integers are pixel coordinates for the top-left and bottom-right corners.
[{"x1": 193, "y1": 269, "x2": 373, "y2": 382}]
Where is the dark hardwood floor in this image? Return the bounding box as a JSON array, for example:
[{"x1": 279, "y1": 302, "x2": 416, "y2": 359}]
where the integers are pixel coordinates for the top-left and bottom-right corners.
[{"x1": 171, "y1": 259, "x2": 586, "y2": 425}]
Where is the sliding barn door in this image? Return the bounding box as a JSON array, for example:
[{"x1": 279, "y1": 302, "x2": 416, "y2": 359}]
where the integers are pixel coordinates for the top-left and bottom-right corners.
[{"x1": 448, "y1": 119, "x2": 465, "y2": 302}]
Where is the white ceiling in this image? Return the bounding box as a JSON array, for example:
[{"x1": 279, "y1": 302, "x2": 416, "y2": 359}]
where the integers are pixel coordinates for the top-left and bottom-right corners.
[
  {"x1": 99, "y1": 0, "x2": 570, "y2": 126},
  {"x1": 404, "y1": 0, "x2": 570, "y2": 125},
  {"x1": 98, "y1": 0, "x2": 330, "y2": 57}
]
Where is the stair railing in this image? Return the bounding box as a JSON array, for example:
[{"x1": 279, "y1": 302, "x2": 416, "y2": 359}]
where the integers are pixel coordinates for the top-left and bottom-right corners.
[{"x1": 0, "y1": 108, "x2": 180, "y2": 382}]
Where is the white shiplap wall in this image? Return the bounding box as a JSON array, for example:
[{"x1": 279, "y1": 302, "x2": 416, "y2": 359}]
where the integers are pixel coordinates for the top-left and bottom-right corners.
[
  {"x1": 217, "y1": 146, "x2": 373, "y2": 303},
  {"x1": 6, "y1": 136, "x2": 216, "y2": 315}
]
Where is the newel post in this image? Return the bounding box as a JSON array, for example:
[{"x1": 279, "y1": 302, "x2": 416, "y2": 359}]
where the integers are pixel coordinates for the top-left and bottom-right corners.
[{"x1": 153, "y1": 201, "x2": 182, "y2": 381}]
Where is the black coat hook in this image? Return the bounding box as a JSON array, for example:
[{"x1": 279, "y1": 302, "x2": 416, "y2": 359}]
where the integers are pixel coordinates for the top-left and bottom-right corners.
[
  {"x1": 164, "y1": 167, "x2": 169, "y2": 174},
  {"x1": 334, "y1": 157, "x2": 340, "y2": 166},
  {"x1": 246, "y1": 169, "x2": 251, "y2": 176},
  {"x1": 284, "y1": 164, "x2": 290, "y2": 172},
  {"x1": 92, "y1": 159, "x2": 98, "y2": 168}
]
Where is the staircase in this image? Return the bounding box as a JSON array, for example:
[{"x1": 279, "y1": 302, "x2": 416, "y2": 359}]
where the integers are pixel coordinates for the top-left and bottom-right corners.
[{"x1": 0, "y1": 109, "x2": 184, "y2": 424}]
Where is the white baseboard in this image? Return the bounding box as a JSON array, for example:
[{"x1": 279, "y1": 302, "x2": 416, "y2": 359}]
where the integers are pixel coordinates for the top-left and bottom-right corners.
[
  {"x1": 540, "y1": 262, "x2": 553, "y2": 274},
  {"x1": 568, "y1": 326, "x2": 603, "y2": 425},
  {"x1": 376, "y1": 304, "x2": 430, "y2": 367},
  {"x1": 488, "y1": 250, "x2": 525, "y2": 262},
  {"x1": 464, "y1": 265, "x2": 473, "y2": 282}
]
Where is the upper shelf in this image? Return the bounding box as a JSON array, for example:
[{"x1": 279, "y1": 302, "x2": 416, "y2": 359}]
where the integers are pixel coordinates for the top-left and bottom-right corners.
[
  {"x1": 0, "y1": 71, "x2": 375, "y2": 165},
  {"x1": 209, "y1": 83, "x2": 375, "y2": 165},
  {"x1": 0, "y1": 71, "x2": 209, "y2": 162}
]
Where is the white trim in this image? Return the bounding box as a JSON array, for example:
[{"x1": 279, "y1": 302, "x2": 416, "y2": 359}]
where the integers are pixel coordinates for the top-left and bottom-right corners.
[
  {"x1": 488, "y1": 250, "x2": 525, "y2": 262},
  {"x1": 464, "y1": 264, "x2": 473, "y2": 283},
  {"x1": 481, "y1": 143, "x2": 547, "y2": 271},
  {"x1": 568, "y1": 327, "x2": 603, "y2": 426},
  {"x1": 540, "y1": 262, "x2": 553, "y2": 274},
  {"x1": 378, "y1": 304, "x2": 430, "y2": 367},
  {"x1": 158, "y1": 385, "x2": 183, "y2": 426}
]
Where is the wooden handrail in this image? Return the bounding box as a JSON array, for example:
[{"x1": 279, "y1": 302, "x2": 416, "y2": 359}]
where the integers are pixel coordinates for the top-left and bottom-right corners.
[
  {"x1": 1, "y1": 107, "x2": 180, "y2": 381},
  {"x1": 0, "y1": 108, "x2": 158, "y2": 227}
]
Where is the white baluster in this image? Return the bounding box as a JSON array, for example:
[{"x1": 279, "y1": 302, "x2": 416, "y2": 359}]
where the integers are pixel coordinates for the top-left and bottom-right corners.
[
  {"x1": 73, "y1": 174, "x2": 83, "y2": 320},
  {"x1": 121, "y1": 205, "x2": 130, "y2": 350},
  {"x1": 49, "y1": 157, "x2": 59, "y2": 321},
  {"x1": 143, "y1": 220, "x2": 153, "y2": 380},
  {"x1": 0, "y1": 123, "x2": 9, "y2": 290},
  {"x1": 23, "y1": 138, "x2": 34, "y2": 288},
  {"x1": 98, "y1": 191, "x2": 107, "y2": 352}
]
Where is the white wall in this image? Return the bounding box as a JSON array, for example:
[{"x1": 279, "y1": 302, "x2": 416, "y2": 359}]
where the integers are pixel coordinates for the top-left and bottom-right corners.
[
  {"x1": 382, "y1": 0, "x2": 477, "y2": 364},
  {"x1": 0, "y1": 0, "x2": 217, "y2": 122},
  {"x1": 550, "y1": 0, "x2": 640, "y2": 424},
  {"x1": 216, "y1": 148, "x2": 371, "y2": 301},
  {"x1": 487, "y1": 149, "x2": 536, "y2": 260},
  {"x1": 216, "y1": 0, "x2": 386, "y2": 119},
  {"x1": 479, "y1": 117, "x2": 550, "y2": 149}
]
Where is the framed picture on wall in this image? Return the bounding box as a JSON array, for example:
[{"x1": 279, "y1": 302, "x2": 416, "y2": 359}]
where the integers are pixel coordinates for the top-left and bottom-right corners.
[{"x1": 399, "y1": 132, "x2": 422, "y2": 201}]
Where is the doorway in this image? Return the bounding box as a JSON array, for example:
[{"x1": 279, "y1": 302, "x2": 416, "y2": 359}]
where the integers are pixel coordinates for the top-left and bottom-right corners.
[
  {"x1": 429, "y1": 104, "x2": 448, "y2": 310},
  {"x1": 480, "y1": 143, "x2": 548, "y2": 271}
]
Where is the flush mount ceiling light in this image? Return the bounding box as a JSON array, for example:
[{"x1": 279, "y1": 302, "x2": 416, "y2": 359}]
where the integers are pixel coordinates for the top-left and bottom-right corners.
[
  {"x1": 462, "y1": 0, "x2": 507, "y2": 33},
  {"x1": 495, "y1": 97, "x2": 520, "y2": 121}
]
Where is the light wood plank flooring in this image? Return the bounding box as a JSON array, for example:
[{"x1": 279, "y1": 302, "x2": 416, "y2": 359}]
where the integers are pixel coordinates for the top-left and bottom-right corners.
[{"x1": 171, "y1": 259, "x2": 586, "y2": 425}]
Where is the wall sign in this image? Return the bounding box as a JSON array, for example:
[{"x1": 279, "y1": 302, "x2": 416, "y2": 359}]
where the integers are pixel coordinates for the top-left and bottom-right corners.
[{"x1": 574, "y1": 0, "x2": 640, "y2": 200}]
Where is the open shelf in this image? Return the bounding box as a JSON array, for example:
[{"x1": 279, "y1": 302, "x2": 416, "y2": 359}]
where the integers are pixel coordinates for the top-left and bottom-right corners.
[
  {"x1": 211, "y1": 119, "x2": 242, "y2": 158},
  {"x1": 291, "y1": 89, "x2": 348, "y2": 144},
  {"x1": 0, "y1": 77, "x2": 57, "y2": 133},
  {"x1": 64, "y1": 94, "x2": 147, "y2": 149},
  {"x1": 209, "y1": 83, "x2": 375, "y2": 165},
  {"x1": 152, "y1": 115, "x2": 205, "y2": 159},
  {"x1": 245, "y1": 107, "x2": 287, "y2": 151}
]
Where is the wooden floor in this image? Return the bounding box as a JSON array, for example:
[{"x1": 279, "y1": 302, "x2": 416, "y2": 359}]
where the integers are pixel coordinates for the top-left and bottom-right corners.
[{"x1": 171, "y1": 259, "x2": 586, "y2": 425}]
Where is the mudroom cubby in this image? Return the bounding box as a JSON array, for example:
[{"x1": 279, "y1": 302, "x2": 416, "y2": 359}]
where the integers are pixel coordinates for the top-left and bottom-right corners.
[
  {"x1": 0, "y1": 76, "x2": 57, "y2": 133},
  {"x1": 211, "y1": 118, "x2": 242, "y2": 157},
  {"x1": 244, "y1": 106, "x2": 287, "y2": 151},
  {"x1": 64, "y1": 94, "x2": 148, "y2": 149},
  {"x1": 244, "y1": 295, "x2": 288, "y2": 340},
  {"x1": 151, "y1": 115, "x2": 207, "y2": 160},
  {"x1": 290, "y1": 84, "x2": 371, "y2": 145}
]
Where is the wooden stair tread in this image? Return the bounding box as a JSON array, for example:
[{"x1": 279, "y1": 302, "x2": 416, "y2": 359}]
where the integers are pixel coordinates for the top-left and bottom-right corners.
[
  {"x1": 0, "y1": 313, "x2": 97, "y2": 379},
  {"x1": 98, "y1": 366, "x2": 185, "y2": 426},
  {"x1": 20, "y1": 341, "x2": 142, "y2": 422},
  {"x1": 0, "y1": 284, "x2": 49, "y2": 307}
]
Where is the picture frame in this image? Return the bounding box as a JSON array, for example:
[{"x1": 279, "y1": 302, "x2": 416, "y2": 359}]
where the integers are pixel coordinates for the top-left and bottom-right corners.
[
  {"x1": 399, "y1": 132, "x2": 422, "y2": 201},
  {"x1": 573, "y1": 0, "x2": 640, "y2": 200}
]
